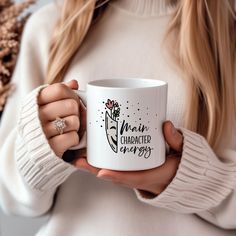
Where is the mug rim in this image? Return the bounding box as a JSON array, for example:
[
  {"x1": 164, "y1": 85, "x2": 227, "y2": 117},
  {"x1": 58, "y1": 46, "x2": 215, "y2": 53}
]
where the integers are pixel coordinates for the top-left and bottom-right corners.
[{"x1": 87, "y1": 78, "x2": 167, "y2": 89}]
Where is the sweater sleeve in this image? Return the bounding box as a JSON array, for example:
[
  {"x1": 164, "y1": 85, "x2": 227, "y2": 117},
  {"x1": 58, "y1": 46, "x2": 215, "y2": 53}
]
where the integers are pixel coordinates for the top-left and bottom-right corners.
[
  {"x1": 134, "y1": 128, "x2": 236, "y2": 229},
  {"x1": 0, "y1": 3, "x2": 77, "y2": 217}
]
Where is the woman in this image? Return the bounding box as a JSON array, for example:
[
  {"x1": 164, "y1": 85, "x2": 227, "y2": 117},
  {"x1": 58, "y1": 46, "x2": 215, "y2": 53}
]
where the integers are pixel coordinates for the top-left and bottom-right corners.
[{"x1": 0, "y1": 0, "x2": 236, "y2": 235}]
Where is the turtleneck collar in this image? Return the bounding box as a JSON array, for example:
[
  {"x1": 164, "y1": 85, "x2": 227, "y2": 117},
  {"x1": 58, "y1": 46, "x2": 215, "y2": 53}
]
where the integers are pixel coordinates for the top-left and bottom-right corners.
[{"x1": 108, "y1": 0, "x2": 174, "y2": 17}]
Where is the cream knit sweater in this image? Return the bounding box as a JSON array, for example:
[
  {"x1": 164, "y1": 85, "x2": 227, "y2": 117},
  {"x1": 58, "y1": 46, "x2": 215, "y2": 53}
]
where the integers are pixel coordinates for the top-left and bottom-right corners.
[{"x1": 0, "y1": 1, "x2": 236, "y2": 235}]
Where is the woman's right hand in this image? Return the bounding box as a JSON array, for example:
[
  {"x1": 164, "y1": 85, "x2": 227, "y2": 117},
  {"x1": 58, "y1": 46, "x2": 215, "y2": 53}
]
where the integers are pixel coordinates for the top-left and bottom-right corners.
[{"x1": 38, "y1": 80, "x2": 81, "y2": 158}]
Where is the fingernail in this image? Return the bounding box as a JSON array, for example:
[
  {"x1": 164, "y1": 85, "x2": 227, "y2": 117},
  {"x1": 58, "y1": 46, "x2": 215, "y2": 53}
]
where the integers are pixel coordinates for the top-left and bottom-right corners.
[
  {"x1": 171, "y1": 124, "x2": 177, "y2": 135},
  {"x1": 97, "y1": 175, "x2": 112, "y2": 180}
]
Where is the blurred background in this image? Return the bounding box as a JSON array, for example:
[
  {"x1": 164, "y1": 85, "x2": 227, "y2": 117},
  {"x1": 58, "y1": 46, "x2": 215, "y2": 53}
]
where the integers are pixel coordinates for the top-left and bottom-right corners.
[{"x1": 0, "y1": 1, "x2": 51, "y2": 235}]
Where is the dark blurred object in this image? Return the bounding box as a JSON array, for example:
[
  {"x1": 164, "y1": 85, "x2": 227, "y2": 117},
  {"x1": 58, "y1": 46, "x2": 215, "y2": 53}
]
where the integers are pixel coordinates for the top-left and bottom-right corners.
[
  {"x1": 0, "y1": 0, "x2": 35, "y2": 119},
  {"x1": 62, "y1": 148, "x2": 87, "y2": 163}
]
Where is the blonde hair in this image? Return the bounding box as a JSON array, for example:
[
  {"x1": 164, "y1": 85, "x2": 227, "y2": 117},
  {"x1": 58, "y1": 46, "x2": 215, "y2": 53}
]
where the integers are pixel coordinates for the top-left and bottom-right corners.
[
  {"x1": 47, "y1": 0, "x2": 108, "y2": 83},
  {"x1": 46, "y1": 0, "x2": 236, "y2": 150}
]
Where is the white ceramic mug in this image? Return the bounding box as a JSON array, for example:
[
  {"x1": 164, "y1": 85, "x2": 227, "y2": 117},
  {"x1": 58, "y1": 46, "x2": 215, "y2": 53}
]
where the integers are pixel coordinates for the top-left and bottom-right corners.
[{"x1": 73, "y1": 78, "x2": 168, "y2": 171}]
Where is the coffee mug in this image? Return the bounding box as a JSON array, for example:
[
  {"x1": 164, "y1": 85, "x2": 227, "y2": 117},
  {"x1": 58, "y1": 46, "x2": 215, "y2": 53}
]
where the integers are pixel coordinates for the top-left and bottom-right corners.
[{"x1": 72, "y1": 78, "x2": 168, "y2": 171}]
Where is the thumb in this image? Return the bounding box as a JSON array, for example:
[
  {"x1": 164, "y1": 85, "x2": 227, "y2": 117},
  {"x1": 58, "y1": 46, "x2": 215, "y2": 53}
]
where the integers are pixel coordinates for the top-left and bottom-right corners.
[
  {"x1": 64, "y1": 80, "x2": 79, "y2": 90},
  {"x1": 163, "y1": 121, "x2": 183, "y2": 152}
]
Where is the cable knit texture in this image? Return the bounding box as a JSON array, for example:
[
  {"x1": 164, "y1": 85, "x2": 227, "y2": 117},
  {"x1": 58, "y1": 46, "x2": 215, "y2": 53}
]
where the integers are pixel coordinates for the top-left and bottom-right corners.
[
  {"x1": 16, "y1": 85, "x2": 77, "y2": 192},
  {"x1": 110, "y1": 0, "x2": 174, "y2": 17},
  {"x1": 0, "y1": 0, "x2": 236, "y2": 235},
  {"x1": 135, "y1": 128, "x2": 236, "y2": 213}
]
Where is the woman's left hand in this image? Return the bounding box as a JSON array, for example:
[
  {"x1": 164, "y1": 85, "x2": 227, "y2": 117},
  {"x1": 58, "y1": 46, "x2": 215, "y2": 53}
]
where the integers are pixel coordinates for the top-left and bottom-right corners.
[{"x1": 74, "y1": 121, "x2": 183, "y2": 195}]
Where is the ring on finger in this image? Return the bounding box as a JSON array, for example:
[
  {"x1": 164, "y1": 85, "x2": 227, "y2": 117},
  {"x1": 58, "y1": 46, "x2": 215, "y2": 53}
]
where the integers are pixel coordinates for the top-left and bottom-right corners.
[{"x1": 53, "y1": 117, "x2": 67, "y2": 135}]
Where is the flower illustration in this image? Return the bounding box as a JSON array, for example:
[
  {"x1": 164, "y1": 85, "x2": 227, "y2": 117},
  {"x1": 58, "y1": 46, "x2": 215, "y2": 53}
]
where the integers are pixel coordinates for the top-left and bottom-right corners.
[
  {"x1": 104, "y1": 99, "x2": 120, "y2": 153},
  {"x1": 113, "y1": 108, "x2": 120, "y2": 118},
  {"x1": 114, "y1": 102, "x2": 119, "y2": 107},
  {"x1": 105, "y1": 99, "x2": 114, "y2": 110},
  {"x1": 105, "y1": 99, "x2": 120, "y2": 121}
]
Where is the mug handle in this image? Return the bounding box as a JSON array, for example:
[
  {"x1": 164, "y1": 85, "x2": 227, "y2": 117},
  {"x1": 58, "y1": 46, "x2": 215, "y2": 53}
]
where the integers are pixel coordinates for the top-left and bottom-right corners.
[
  {"x1": 69, "y1": 90, "x2": 87, "y2": 150},
  {"x1": 76, "y1": 90, "x2": 87, "y2": 106}
]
